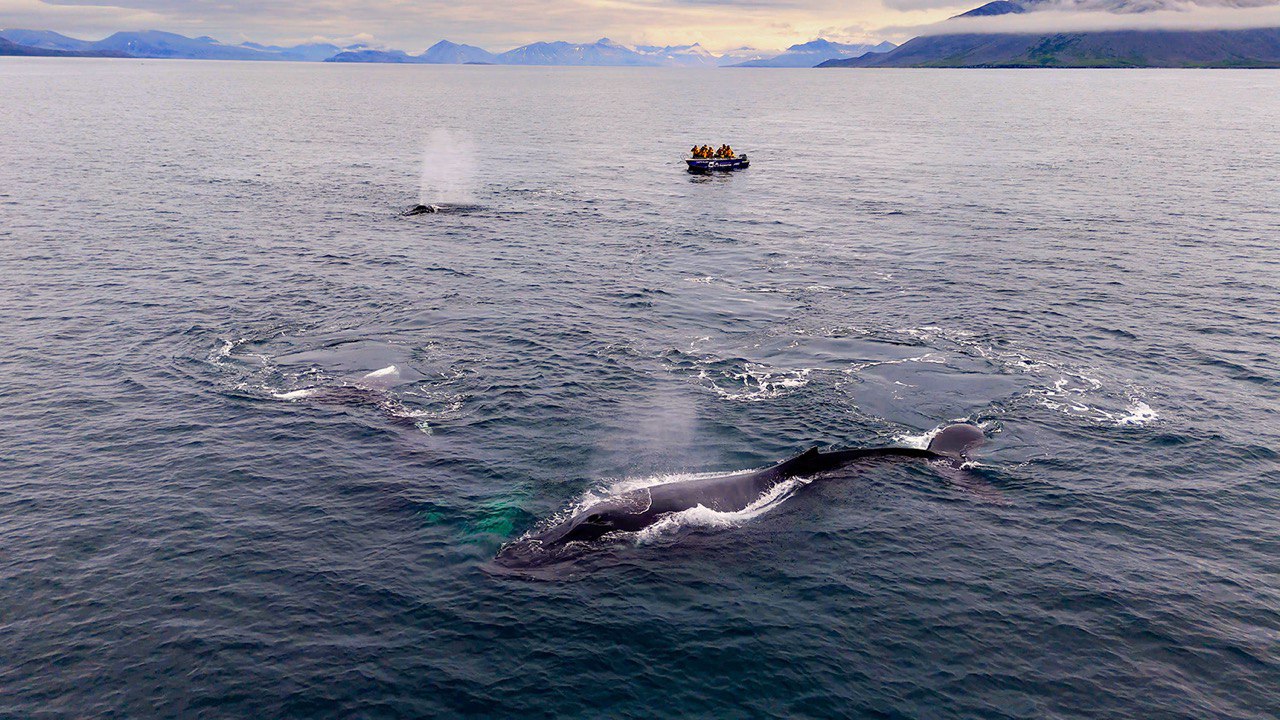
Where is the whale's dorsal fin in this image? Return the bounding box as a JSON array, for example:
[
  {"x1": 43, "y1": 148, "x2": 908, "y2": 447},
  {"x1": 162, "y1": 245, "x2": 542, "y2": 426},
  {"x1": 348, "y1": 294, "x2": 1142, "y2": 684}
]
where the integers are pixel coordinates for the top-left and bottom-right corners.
[{"x1": 775, "y1": 446, "x2": 822, "y2": 477}]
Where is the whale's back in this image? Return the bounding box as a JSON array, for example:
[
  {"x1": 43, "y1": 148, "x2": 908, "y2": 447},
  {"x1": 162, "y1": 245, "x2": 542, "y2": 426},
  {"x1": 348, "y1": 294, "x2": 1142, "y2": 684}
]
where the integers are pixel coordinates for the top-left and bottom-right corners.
[{"x1": 926, "y1": 424, "x2": 986, "y2": 460}]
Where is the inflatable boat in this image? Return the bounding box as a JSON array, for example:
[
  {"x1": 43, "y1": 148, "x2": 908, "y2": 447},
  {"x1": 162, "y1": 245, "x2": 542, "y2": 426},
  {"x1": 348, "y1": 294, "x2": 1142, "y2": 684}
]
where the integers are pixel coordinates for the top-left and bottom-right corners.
[{"x1": 686, "y1": 155, "x2": 749, "y2": 173}]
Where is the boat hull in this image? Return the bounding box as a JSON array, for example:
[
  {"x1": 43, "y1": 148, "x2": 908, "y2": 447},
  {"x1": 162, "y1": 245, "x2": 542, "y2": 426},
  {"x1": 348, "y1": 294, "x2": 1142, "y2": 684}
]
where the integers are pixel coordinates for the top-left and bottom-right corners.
[{"x1": 686, "y1": 156, "x2": 749, "y2": 173}]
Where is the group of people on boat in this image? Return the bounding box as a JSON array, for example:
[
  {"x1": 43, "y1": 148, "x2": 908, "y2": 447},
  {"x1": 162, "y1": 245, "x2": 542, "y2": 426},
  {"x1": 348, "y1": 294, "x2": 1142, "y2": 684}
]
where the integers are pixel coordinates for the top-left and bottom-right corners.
[{"x1": 691, "y1": 144, "x2": 736, "y2": 159}]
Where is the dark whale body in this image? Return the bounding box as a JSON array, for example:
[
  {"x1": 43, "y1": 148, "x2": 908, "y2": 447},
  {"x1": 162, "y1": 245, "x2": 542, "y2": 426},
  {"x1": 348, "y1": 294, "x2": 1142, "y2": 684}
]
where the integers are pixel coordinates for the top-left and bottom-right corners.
[
  {"x1": 497, "y1": 424, "x2": 985, "y2": 566},
  {"x1": 403, "y1": 203, "x2": 485, "y2": 216}
]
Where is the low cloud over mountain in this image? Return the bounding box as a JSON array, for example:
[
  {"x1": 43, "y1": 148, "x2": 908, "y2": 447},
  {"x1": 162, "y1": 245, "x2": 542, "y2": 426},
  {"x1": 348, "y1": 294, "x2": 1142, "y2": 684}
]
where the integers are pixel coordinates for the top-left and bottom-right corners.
[
  {"x1": 821, "y1": 0, "x2": 1280, "y2": 67},
  {"x1": 904, "y1": 0, "x2": 1280, "y2": 35}
]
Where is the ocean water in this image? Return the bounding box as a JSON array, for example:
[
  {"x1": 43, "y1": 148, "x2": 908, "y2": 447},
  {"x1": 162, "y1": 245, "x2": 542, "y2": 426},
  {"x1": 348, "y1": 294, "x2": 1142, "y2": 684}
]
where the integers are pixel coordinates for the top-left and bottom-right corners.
[{"x1": 1, "y1": 59, "x2": 1278, "y2": 718}]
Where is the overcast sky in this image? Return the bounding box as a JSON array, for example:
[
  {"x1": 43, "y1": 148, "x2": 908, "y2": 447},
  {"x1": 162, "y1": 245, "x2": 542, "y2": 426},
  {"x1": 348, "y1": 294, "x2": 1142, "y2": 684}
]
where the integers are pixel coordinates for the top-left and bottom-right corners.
[{"x1": 0, "y1": 0, "x2": 972, "y2": 51}]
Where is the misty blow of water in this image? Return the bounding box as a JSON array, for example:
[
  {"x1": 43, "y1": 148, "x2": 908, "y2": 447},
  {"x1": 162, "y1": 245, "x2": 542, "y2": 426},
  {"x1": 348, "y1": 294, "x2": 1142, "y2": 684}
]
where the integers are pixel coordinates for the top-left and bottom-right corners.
[
  {"x1": 419, "y1": 128, "x2": 476, "y2": 206},
  {"x1": 1, "y1": 60, "x2": 1278, "y2": 718}
]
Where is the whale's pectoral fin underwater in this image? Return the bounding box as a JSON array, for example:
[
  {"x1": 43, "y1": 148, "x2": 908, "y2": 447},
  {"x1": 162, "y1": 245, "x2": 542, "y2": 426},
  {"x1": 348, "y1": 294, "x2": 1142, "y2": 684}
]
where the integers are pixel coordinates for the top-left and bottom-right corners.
[
  {"x1": 496, "y1": 424, "x2": 991, "y2": 567},
  {"x1": 269, "y1": 365, "x2": 422, "y2": 426}
]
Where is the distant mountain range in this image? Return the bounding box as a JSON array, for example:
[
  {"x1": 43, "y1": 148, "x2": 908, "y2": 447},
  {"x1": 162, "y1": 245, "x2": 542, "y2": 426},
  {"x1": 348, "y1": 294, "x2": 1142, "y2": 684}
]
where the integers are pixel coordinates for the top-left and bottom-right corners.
[
  {"x1": 731, "y1": 39, "x2": 898, "y2": 67},
  {"x1": 818, "y1": 0, "x2": 1280, "y2": 68},
  {"x1": 0, "y1": 34, "x2": 126, "y2": 58},
  {"x1": 9, "y1": 17, "x2": 1278, "y2": 69},
  {"x1": 0, "y1": 28, "x2": 359, "y2": 61},
  {"x1": 0, "y1": 28, "x2": 893, "y2": 67},
  {"x1": 326, "y1": 37, "x2": 808, "y2": 66}
]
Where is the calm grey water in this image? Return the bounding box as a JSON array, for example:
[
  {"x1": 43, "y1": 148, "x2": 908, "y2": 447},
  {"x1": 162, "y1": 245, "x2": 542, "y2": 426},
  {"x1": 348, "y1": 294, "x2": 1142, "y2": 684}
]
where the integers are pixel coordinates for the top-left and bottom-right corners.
[{"x1": 2, "y1": 59, "x2": 1278, "y2": 718}]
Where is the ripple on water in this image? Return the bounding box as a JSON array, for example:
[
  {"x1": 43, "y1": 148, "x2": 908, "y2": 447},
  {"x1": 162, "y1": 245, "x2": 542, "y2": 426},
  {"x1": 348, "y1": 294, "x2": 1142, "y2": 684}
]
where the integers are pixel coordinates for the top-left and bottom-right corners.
[
  {"x1": 206, "y1": 329, "x2": 471, "y2": 432},
  {"x1": 658, "y1": 324, "x2": 1159, "y2": 433}
]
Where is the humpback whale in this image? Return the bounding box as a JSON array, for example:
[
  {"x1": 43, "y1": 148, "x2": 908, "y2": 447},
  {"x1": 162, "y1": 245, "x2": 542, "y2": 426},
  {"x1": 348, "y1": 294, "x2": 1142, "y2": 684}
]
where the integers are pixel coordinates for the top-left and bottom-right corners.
[
  {"x1": 270, "y1": 365, "x2": 423, "y2": 425},
  {"x1": 403, "y1": 203, "x2": 485, "y2": 216},
  {"x1": 497, "y1": 424, "x2": 986, "y2": 566}
]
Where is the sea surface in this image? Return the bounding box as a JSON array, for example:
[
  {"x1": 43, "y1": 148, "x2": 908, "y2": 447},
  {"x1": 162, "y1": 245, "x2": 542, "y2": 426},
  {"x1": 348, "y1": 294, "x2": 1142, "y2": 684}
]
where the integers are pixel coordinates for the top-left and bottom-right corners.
[{"x1": 1, "y1": 59, "x2": 1278, "y2": 718}]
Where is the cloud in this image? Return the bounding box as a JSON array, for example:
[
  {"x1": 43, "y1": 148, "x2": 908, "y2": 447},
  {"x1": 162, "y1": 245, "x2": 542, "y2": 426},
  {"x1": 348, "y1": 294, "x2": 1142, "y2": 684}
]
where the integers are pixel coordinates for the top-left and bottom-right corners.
[
  {"x1": 0, "y1": 0, "x2": 163, "y2": 35},
  {"x1": 304, "y1": 31, "x2": 375, "y2": 46},
  {"x1": 882, "y1": 0, "x2": 973, "y2": 12},
  {"x1": 895, "y1": 0, "x2": 1280, "y2": 35}
]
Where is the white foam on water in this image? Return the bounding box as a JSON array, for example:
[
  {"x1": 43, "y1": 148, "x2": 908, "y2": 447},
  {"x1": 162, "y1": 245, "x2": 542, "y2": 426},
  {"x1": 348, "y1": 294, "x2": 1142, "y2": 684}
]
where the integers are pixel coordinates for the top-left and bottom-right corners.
[
  {"x1": 588, "y1": 469, "x2": 726, "y2": 503},
  {"x1": 512, "y1": 465, "x2": 809, "y2": 547},
  {"x1": 878, "y1": 326, "x2": 1163, "y2": 429},
  {"x1": 208, "y1": 336, "x2": 249, "y2": 368},
  {"x1": 1117, "y1": 401, "x2": 1159, "y2": 426},
  {"x1": 272, "y1": 388, "x2": 319, "y2": 400},
  {"x1": 633, "y1": 476, "x2": 810, "y2": 544},
  {"x1": 510, "y1": 465, "x2": 788, "y2": 547},
  {"x1": 893, "y1": 426, "x2": 939, "y2": 450},
  {"x1": 385, "y1": 396, "x2": 465, "y2": 420},
  {"x1": 1030, "y1": 373, "x2": 1159, "y2": 427},
  {"x1": 208, "y1": 336, "x2": 470, "y2": 435},
  {"x1": 895, "y1": 325, "x2": 975, "y2": 344},
  {"x1": 846, "y1": 352, "x2": 948, "y2": 373},
  {"x1": 699, "y1": 364, "x2": 813, "y2": 402},
  {"x1": 666, "y1": 323, "x2": 1165, "y2": 442}
]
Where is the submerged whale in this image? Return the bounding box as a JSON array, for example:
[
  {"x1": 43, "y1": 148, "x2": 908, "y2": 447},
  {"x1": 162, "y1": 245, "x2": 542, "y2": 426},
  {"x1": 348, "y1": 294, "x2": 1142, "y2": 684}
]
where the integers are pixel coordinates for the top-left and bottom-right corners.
[
  {"x1": 497, "y1": 424, "x2": 986, "y2": 566},
  {"x1": 403, "y1": 203, "x2": 485, "y2": 216},
  {"x1": 271, "y1": 365, "x2": 422, "y2": 424}
]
